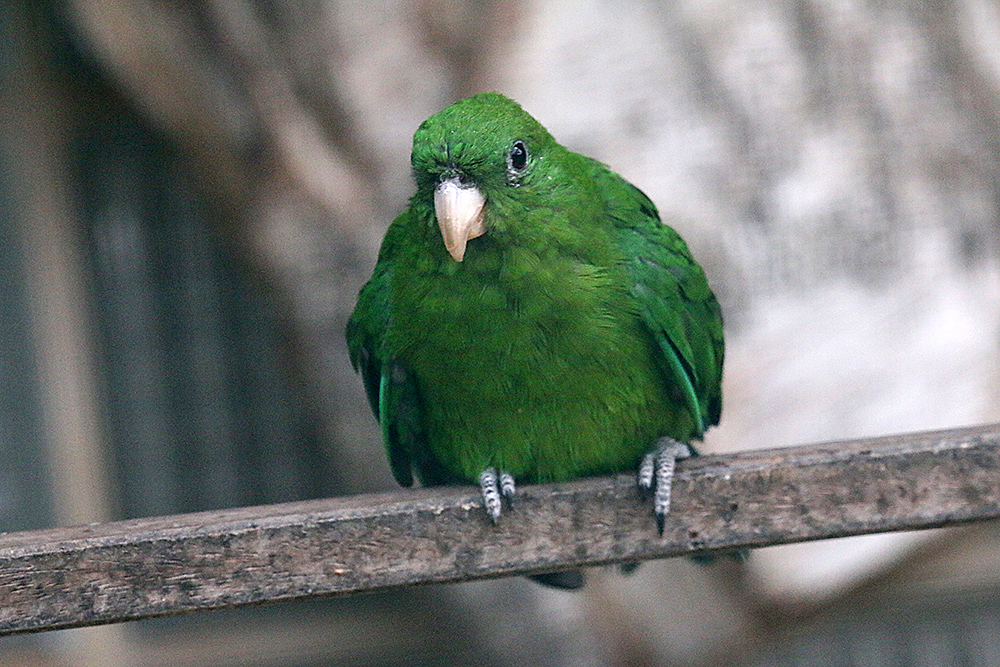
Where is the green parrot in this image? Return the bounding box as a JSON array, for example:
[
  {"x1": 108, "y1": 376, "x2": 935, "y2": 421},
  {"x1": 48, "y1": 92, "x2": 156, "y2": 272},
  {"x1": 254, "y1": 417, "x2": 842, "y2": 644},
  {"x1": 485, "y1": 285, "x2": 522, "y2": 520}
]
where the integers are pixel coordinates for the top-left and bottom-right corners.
[{"x1": 347, "y1": 93, "x2": 723, "y2": 582}]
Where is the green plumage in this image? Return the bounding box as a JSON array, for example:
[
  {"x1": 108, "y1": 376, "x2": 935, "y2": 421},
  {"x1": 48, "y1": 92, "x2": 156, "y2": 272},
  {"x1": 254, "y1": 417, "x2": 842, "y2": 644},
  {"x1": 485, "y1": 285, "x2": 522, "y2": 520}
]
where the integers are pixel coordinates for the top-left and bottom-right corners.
[{"x1": 347, "y1": 92, "x2": 723, "y2": 493}]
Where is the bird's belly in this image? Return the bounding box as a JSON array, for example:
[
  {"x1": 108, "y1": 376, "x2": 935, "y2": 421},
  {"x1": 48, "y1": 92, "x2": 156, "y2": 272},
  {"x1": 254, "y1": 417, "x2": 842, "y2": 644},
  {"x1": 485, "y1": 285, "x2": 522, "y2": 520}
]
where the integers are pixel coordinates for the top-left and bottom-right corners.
[{"x1": 404, "y1": 313, "x2": 680, "y2": 483}]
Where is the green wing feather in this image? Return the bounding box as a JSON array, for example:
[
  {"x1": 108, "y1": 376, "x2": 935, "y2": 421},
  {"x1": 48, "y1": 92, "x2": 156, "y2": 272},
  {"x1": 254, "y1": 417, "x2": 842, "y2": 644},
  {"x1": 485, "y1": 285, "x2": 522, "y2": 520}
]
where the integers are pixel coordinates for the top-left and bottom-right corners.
[
  {"x1": 346, "y1": 213, "x2": 453, "y2": 487},
  {"x1": 586, "y1": 158, "x2": 724, "y2": 440},
  {"x1": 346, "y1": 214, "x2": 418, "y2": 486}
]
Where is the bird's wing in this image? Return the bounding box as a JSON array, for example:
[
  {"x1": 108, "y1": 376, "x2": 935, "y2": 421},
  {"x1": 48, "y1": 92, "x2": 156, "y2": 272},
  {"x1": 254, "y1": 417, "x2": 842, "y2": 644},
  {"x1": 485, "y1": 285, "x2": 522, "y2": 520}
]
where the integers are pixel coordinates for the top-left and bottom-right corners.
[
  {"x1": 346, "y1": 214, "x2": 436, "y2": 487},
  {"x1": 589, "y1": 160, "x2": 724, "y2": 438}
]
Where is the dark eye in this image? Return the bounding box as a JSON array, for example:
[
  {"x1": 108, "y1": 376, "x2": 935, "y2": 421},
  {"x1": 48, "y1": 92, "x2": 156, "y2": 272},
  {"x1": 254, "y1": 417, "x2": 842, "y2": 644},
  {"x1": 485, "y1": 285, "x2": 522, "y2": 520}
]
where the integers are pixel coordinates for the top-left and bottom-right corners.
[{"x1": 508, "y1": 141, "x2": 528, "y2": 172}]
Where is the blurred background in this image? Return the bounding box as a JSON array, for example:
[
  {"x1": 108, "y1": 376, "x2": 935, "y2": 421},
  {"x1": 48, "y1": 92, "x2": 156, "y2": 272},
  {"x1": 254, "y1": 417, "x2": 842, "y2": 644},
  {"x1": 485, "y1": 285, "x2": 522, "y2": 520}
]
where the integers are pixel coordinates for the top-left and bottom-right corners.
[{"x1": 2, "y1": 0, "x2": 1000, "y2": 665}]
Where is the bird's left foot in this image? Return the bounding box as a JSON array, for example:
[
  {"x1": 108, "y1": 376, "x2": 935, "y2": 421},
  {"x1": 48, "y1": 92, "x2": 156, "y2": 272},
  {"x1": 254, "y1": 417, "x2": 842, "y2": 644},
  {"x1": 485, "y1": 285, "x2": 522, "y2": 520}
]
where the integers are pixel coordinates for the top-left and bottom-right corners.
[
  {"x1": 480, "y1": 467, "x2": 516, "y2": 523},
  {"x1": 638, "y1": 438, "x2": 693, "y2": 535}
]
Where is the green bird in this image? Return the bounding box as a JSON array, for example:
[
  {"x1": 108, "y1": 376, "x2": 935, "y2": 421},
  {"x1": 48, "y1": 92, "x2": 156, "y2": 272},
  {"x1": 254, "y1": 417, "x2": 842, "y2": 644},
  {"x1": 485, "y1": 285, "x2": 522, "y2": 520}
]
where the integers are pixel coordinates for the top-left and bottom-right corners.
[{"x1": 347, "y1": 93, "x2": 723, "y2": 579}]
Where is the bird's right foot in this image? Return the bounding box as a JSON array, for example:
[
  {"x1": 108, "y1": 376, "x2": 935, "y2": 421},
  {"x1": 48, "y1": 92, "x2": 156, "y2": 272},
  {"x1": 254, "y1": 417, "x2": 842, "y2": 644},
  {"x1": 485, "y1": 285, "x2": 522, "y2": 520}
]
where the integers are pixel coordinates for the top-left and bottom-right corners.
[{"x1": 479, "y1": 467, "x2": 516, "y2": 523}]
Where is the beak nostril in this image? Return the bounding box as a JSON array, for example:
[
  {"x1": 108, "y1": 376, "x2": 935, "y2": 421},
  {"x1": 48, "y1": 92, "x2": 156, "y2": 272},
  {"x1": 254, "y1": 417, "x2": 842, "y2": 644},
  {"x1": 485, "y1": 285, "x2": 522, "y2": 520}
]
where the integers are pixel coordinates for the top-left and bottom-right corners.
[{"x1": 439, "y1": 165, "x2": 467, "y2": 185}]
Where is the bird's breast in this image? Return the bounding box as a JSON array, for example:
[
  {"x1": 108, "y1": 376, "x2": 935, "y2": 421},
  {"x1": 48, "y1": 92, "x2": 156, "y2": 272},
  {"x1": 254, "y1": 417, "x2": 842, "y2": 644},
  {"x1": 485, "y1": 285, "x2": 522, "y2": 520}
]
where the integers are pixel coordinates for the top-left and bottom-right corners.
[{"x1": 385, "y1": 241, "x2": 683, "y2": 481}]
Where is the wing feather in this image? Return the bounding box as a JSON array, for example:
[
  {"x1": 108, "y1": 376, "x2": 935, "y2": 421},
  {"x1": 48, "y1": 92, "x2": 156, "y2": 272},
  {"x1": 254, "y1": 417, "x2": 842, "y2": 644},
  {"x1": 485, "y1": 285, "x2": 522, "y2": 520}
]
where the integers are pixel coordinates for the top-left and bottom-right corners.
[
  {"x1": 346, "y1": 215, "x2": 429, "y2": 487},
  {"x1": 587, "y1": 159, "x2": 724, "y2": 438}
]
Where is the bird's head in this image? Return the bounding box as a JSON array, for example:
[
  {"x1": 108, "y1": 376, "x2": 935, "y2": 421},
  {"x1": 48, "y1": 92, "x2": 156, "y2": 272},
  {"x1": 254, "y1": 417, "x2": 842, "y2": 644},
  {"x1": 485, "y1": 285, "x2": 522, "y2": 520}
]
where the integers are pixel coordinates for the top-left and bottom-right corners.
[{"x1": 410, "y1": 92, "x2": 561, "y2": 262}]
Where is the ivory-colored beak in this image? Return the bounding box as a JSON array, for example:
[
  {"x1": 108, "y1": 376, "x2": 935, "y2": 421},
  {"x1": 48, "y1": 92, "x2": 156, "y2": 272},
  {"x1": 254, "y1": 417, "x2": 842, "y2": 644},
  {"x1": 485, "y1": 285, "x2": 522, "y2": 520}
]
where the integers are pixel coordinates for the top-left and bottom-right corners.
[{"x1": 434, "y1": 177, "x2": 486, "y2": 262}]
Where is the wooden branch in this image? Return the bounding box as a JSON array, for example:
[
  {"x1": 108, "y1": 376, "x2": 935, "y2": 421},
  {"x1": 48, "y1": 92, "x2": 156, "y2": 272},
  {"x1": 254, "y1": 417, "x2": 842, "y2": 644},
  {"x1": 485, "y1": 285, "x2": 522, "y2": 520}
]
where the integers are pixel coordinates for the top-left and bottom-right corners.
[{"x1": 2, "y1": 424, "x2": 999, "y2": 635}]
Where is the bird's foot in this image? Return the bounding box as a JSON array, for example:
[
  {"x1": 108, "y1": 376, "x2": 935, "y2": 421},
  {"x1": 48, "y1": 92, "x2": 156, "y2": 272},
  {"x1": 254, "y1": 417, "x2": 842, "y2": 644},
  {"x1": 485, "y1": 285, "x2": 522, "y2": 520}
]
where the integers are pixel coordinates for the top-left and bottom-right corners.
[
  {"x1": 637, "y1": 438, "x2": 693, "y2": 535},
  {"x1": 480, "y1": 467, "x2": 516, "y2": 523}
]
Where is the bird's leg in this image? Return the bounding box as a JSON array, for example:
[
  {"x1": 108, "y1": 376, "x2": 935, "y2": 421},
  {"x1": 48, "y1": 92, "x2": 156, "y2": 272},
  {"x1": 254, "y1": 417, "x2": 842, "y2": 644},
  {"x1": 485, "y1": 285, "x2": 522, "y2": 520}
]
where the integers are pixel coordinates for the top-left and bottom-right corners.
[
  {"x1": 638, "y1": 438, "x2": 693, "y2": 535},
  {"x1": 480, "y1": 467, "x2": 516, "y2": 523},
  {"x1": 499, "y1": 471, "x2": 516, "y2": 507},
  {"x1": 480, "y1": 467, "x2": 581, "y2": 588}
]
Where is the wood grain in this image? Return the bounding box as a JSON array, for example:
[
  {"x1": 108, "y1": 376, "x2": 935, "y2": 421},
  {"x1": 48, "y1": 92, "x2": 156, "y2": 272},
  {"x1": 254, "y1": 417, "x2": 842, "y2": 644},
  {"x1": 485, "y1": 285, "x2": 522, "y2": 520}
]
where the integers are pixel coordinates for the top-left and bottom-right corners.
[{"x1": 1, "y1": 424, "x2": 998, "y2": 635}]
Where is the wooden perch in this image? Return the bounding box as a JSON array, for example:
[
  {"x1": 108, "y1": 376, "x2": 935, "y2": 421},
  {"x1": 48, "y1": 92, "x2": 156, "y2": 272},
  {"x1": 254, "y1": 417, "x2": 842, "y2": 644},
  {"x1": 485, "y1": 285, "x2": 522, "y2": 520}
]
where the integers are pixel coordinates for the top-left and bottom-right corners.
[{"x1": 1, "y1": 424, "x2": 999, "y2": 635}]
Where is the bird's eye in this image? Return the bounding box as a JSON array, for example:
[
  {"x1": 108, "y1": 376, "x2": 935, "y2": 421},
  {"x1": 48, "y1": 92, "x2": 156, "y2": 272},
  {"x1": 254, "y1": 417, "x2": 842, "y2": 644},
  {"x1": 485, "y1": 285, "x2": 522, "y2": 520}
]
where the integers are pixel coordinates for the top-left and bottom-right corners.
[{"x1": 508, "y1": 141, "x2": 528, "y2": 173}]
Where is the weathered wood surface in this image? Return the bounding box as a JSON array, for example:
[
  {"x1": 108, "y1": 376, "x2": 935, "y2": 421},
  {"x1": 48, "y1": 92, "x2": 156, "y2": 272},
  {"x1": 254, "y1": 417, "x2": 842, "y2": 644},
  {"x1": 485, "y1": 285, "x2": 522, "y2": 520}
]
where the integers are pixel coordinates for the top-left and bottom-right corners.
[{"x1": 1, "y1": 424, "x2": 998, "y2": 635}]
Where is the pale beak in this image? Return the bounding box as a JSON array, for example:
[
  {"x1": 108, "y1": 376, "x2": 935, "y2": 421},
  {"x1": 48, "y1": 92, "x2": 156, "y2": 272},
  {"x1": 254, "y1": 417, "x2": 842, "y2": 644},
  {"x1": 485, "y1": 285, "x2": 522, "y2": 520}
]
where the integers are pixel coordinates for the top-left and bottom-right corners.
[{"x1": 434, "y1": 176, "x2": 486, "y2": 262}]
